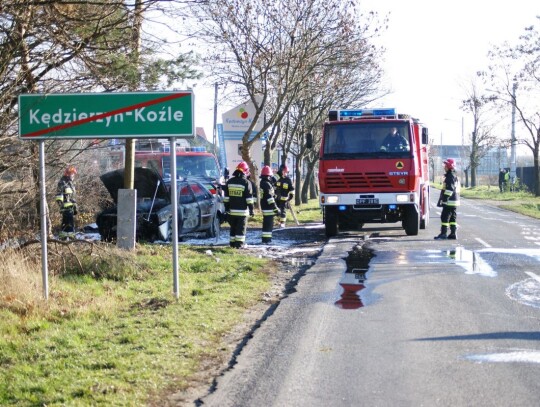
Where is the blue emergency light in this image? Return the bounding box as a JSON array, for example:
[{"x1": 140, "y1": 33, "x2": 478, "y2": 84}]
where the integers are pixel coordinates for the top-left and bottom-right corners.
[
  {"x1": 335, "y1": 108, "x2": 397, "y2": 120},
  {"x1": 339, "y1": 110, "x2": 365, "y2": 117}
]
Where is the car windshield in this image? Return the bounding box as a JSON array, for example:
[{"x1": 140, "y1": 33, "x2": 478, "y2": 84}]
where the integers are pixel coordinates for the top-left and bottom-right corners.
[
  {"x1": 323, "y1": 122, "x2": 412, "y2": 157},
  {"x1": 162, "y1": 155, "x2": 220, "y2": 180}
]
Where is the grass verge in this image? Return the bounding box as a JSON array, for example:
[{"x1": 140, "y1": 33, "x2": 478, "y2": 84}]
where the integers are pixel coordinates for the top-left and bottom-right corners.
[
  {"x1": 0, "y1": 243, "x2": 272, "y2": 406},
  {"x1": 459, "y1": 185, "x2": 540, "y2": 219}
]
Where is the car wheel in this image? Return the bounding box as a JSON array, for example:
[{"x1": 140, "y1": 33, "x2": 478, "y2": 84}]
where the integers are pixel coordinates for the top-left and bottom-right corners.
[
  {"x1": 206, "y1": 213, "x2": 220, "y2": 238},
  {"x1": 97, "y1": 217, "x2": 115, "y2": 242}
]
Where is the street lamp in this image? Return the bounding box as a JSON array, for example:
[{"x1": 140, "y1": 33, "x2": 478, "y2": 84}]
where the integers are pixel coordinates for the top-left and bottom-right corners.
[{"x1": 444, "y1": 117, "x2": 465, "y2": 145}]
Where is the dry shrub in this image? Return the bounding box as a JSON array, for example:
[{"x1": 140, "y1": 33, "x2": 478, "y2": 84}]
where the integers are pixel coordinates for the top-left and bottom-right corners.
[
  {"x1": 0, "y1": 242, "x2": 141, "y2": 318},
  {"x1": 0, "y1": 248, "x2": 44, "y2": 315},
  {"x1": 46, "y1": 241, "x2": 145, "y2": 281}
]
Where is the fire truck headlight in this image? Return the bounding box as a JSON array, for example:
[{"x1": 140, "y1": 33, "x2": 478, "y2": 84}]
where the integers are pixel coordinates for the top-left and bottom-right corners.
[
  {"x1": 396, "y1": 194, "x2": 409, "y2": 203},
  {"x1": 326, "y1": 196, "x2": 339, "y2": 204}
]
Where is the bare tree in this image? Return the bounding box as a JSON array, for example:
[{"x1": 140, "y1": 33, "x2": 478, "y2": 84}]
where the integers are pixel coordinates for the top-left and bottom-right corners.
[
  {"x1": 188, "y1": 0, "x2": 386, "y2": 181},
  {"x1": 460, "y1": 80, "x2": 498, "y2": 187},
  {"x1": 486, "y1": 16, "x2": 540, "y2": 195},
  {"x1": 0, "y1": 0, "x2": 201, "y2": 238}
]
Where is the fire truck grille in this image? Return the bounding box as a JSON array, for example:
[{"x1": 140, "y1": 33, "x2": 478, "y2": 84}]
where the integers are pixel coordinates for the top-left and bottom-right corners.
[{"x1": 326, "y1": 172, "x2": 392, "y2": 189}]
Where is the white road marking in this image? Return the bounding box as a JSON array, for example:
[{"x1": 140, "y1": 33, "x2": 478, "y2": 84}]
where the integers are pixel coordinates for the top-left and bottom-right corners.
[
  {"x1": 525, "y1": 271, "x2": 540, "y2": 283},
  {"x1": 475, "y1": 237, "x2": 491, "y2": 248},
  {"x1": 465, "y1": 350, "x2": 540, "y2": 364}
]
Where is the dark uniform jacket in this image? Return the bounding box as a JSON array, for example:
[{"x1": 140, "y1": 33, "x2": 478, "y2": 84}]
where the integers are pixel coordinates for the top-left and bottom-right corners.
[
  {"x1": 259, "y1": 177, "x2": 279, "y2": 215},
  {"x1": 224, "y1": 170, "x2": 254, "y2": 216},
  {"x1": 380, "y1": 133, "x2": 409, "y2": 152},
  {"x1": 55, "y1": 176, "x2": 77, "y2": 213},
  {"x1": 440, "y1": 170, "x2": 460, "y2": 207},
  {"x1": 275, "y1": 173, "x2": 294, "y2": 203}
]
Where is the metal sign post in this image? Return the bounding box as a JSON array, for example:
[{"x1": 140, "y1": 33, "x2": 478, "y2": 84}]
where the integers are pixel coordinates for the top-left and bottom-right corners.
[
  {"x1": 170, "y1": 137, "x2": 180, "y2": 299},
  {"x1": 39, "y1": 141, "x2": 49, "y2": 299}
]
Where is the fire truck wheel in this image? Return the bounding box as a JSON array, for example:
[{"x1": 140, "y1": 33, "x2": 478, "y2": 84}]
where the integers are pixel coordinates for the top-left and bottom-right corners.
[
  {"x1": 403, "y1": 206, "x2": 420, "y2": 236},
  {"x1": 325, "y1": 209, "x2": 338, "y2": 237}
]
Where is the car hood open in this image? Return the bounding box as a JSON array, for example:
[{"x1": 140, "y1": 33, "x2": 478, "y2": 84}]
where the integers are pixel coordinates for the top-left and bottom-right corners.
[{"x1": 100, "y1": 167, "x2": 170, "y2": 204}]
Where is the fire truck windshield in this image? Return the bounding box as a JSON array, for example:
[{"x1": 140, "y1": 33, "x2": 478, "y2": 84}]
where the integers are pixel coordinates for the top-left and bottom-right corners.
[
  {"x1": 323, "y1": 123, "x2": 411, "y2": 157},
  {"x1": 162, "y1": 155, "x2": 220, "y2": 180}
]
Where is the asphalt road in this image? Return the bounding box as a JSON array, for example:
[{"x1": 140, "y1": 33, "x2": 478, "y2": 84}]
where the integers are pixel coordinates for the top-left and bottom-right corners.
[{"x1": 199, "y1": 194, "x2": 540, "y2": 407}]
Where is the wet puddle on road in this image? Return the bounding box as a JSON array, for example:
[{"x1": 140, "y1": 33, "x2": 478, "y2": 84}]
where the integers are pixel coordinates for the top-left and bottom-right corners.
[
  {"x1": 335, "y1": 246, "x2": 496, "y2": 310},
  {"x1": 444, "y1": 247, "x2": 496, "y2": 277}
]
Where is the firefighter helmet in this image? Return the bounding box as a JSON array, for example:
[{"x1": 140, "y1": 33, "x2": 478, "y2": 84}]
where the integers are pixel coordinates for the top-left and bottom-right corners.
[
  {"x1": 236, "y1": 161, "x2": 250, "y2": 176},
  {"x1": 260, "y1": 165, "x2": 272, "y2": 176},
  {"x1": 279, "y1": 164, "x2": 289, "y2": 173},
  {"x1": 443, "y1": 158, "x2": 455, "y2": 170},
  {"x1": 64, "y1": 165, "x2": 77, "y2": 176}
]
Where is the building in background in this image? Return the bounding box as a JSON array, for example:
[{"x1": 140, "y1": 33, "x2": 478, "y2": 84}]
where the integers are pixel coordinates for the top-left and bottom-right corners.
[{"x1": 431, "y1": 144, "x2": 533, "y2": 190}]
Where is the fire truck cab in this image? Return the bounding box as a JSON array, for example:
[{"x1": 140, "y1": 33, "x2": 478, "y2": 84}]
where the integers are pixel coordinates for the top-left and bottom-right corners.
[{"x1": 318, "y1": 108, "x2": 430, "y2": 237}]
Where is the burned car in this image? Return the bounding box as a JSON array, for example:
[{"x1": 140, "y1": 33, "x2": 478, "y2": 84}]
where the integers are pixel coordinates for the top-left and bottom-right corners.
[{"x1": 96, "y1": 168, "x2": 220, "y2": 242}]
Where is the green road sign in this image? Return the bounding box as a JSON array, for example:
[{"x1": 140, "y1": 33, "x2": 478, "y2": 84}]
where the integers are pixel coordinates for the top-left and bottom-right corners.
[{"x1": 19, "y1": 91, "x2": 194, "y2": 140}]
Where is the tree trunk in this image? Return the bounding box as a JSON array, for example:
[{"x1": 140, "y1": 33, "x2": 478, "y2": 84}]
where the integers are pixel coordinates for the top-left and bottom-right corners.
[
  {"x1": 309, "y1": 174, "x2": 318, "y2": 199},
  {"x1": 534, "y1": 150, "x2": 540, "y2": 197},
  {"x1": 294, "y1": 157, "x2": 302, "y2": 206},
  {"x1": 470, "y1": 166, "x2": 476, "y2": 188}
]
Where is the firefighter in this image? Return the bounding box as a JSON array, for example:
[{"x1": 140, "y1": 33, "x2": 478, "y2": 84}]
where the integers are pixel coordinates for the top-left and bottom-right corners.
[
  {"x1": 224, "y1": 161, "x2": 254, "y2": 248},
  {"x1": 435, "y1": 158, "x2": 460, "y2": 240},
  {"x1": 275, "y1": 164, "x2": 294, "y2": 228},
  {"x1": 498, "y1": 168, "x2": 506, "y2": 193},
  {"x1": 259, "y1": 165, "x2": 280, "y2": 243},
  {"x1": 380, "y1": 127, "x2": 409, "y2": 152},
  {"x1": 55, "y1": 165, "x2": 78, "y2": 238}
]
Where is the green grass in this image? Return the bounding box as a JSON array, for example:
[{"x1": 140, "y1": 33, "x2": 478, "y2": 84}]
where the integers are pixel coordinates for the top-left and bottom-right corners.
[
  {"x1": 0, "y1": 244, "x2": 272, "y2": 406},
  {"x1": 248, "y1": 198, "x2": 323, "y2": 226},
  {"x1": 436, "y1": 183, "x2": 540, "y2": 220}
]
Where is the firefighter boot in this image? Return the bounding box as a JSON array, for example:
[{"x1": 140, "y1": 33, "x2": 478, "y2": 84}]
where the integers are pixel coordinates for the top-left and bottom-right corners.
[
  {"x1": 434, "y1": 226, "x2": 448, "y2": 240},
  {"x1": 447, "y1": 226, "x2": 457, "y2": 240}
]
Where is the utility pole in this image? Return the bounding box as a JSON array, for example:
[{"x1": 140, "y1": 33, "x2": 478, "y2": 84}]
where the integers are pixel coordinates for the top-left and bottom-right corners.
[
  {"x1": 212, "y1": 83, "x2": 218, "y2": 156},
  {"x1": 510, "y1": 81, "x2": 517, "y2": 189},
  {"x1": 461, "y1": 116, "x2": 464, "y2": 146}
]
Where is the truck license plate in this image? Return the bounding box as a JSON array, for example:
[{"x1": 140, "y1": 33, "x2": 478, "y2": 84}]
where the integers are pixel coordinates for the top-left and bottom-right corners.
[{"x1": 356, "y1": 198, "x2": 379, "y2": 204}]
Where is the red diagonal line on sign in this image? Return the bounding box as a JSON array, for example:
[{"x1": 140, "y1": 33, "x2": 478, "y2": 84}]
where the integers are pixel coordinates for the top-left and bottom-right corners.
[{"x1": 22, "y1": 92, "x2": 190, "y2": 138}]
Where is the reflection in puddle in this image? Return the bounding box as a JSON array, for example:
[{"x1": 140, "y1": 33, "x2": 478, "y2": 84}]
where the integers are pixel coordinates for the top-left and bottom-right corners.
[
  {"x1": 335, "y1": 245, "x2": 374, "y2": 310},
  {"x1": 335, "y1": 271, "x2": 367, "y2": 309},
  {"x1": 445, "y1": 247, "x2": 496, "y2": 277}
]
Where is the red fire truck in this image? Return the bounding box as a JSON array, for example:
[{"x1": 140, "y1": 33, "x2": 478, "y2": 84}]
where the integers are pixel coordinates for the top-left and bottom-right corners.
[
  {"x1": 318, "y1": 108, "x2": 430, "y2": 237},
  {"x1": 102, "y1": 141, "x2": 223, "y2": 192}
]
